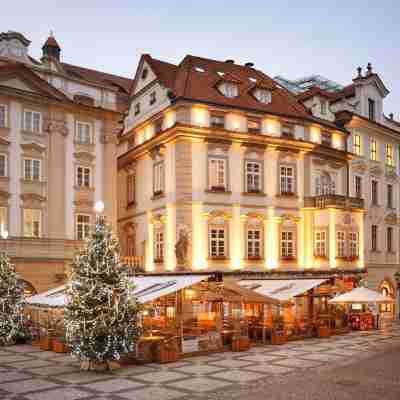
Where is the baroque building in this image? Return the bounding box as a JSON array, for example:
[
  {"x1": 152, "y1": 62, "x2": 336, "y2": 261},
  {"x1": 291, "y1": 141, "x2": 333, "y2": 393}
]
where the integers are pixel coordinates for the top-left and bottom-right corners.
[
  {"x1": 0, "y1": 31, "x2": 131, "y2": 293},
  {"x1": 117, "y1": 55, "x2": 365, "y2": 289}
]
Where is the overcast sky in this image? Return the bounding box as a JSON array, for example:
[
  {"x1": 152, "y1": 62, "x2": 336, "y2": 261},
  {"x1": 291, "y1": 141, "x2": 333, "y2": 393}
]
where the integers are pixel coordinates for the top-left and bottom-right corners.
[{"x1": 1, "y1": 1, "x2": 400, "y2": 115}]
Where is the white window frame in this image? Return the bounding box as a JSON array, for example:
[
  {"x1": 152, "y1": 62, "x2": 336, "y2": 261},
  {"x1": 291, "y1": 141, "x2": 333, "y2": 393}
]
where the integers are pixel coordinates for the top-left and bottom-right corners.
[
  {"x1": 153, "y1": 160, "x2": 164, "y2": 195},
  {"x1": 0, "y1": 153, "x2": 7, "y2": 177},
  {"x1": 336, "y1": 231, "x2": 346, "y2": 258},
  {"x1": 0, "y1": 104, "x2": 8, "y2": 128},
  {"x1": 370, "y1": 139, "x2": 377, "y2": 161},
  {"x1": 281, "y1": 230, "x2": 295, "y2": 258},
  {"x1": 349, "y1": 232, "x2": 359, "y2": 258},
  {"x1": 247, "y1": 228, "x2": 262, "y2": 259},
  {"x1": 23, "y1": 158, "x2": 41, "y2": 181},
  {"x1": 154, "y1": 229, "x2": 164, "y2": 262},
  {"x1": 254, "y1": 89, "x2": 271, "y2": 104},
  {"x1": 314, "y1": 231, "x2": 327, "y2": 257},
  {"x1": 76, "y1": 214, "x2": 91, "y2": 241},
  {"x1": 23, "y1": 110, "x2": 42, "y2": 133},
  {"x1": 245, "y1": 160, "x2": 262, "y2": 193},
  {"x1": 209, "y1": 226, "x2": 227, "y2": 258},
  {"x1": 280, "y1": 165, "x2": 295, "y2": 194},
  {"x1": 76, "y1": 165, "x2": 91, "y2": 188},
  {"x1": 220, "y1": 82, "x2": 238, "y2": 98},
  {"x1": 76, "y1": 121, "x2": 92, "y2": 144},
  {"x1": 209, "y1": 157, "x2": 227, "y2": 190},
  {"x1": 23, "y1": 208, "x2": 41, "y2": 238}
]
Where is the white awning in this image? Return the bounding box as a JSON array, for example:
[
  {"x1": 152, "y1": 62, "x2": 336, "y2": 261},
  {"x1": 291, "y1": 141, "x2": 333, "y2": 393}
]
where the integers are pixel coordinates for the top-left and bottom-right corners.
[
  {"x1": 26, "y1": 275, "x2": 209, "y2": 308},
  {"x1": 238, "y1": 279, "x2": 327, "y2": 302},
  {"x1": 329, "y1": 287, "x2": 394, "y2": 304}
]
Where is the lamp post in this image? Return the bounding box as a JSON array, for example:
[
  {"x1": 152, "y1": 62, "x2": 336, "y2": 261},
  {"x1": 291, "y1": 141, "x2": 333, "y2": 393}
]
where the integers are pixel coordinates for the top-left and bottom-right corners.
[
  {"x1": 1, "y1": 222, "x2": 9, "y2": 255},
  {"x1": 93, "y1": 200, "x2": 105, "y2": 224}
]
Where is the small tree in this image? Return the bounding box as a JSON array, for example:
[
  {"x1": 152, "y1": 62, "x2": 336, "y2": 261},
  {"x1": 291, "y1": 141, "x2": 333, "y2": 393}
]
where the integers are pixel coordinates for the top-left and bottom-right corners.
[
  {"x1": 0, "y1": 253, "x2": 27, "y2": 346},
  {"x1": 64, "y1": 215, "x2": 141, "y2": 371}
]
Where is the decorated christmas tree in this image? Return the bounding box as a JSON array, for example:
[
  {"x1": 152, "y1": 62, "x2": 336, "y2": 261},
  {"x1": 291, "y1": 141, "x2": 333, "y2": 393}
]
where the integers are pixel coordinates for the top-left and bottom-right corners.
[
  {"x1": 0, "y1": 252, "x2": 27, "y2": 346},
  {"x1": 65, "y1": 208, "x2": 141, "y2": 370}
]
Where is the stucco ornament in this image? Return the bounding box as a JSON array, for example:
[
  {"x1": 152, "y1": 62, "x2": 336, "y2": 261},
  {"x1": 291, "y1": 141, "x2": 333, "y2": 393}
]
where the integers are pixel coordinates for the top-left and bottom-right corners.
[{"x1": 175, "y1": 226, "x2": 190, "y2": 266}]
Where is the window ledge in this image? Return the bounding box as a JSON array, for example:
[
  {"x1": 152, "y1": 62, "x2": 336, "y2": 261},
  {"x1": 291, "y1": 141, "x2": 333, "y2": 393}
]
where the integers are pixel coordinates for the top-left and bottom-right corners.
[
  {"x1": 245, "y1": 257, "x2": 265, "y2": 261},
  {"x1": 74, "y1": 186, "x2": 94, "y2": 192},
  {"x1": 242, "y1": 191, "x2": 266, "y2": 197},
  {"x1": 314, "y1": 255, "x2": 328, "y2": 260},
  {"x1": 207, "y1": 257, "x2": 229, "y2": 261},
  {"x1": 21, "y1": 130, "x2": 44, "y2": 136},
  {"x1": 277, "y1": 192, "x2": 298, "y2": 198},
  {"x1": 152, "y1": 192, "x2": 165, "y2": 200},
  {"x1": 280, "y1": 257, "x2": 297, "y2": 262},
  {"x1": 21, "y1": 179, "x2": 46, "y2": 185},
  {"x1": 154, "y1": 258, "x2": 164, "y2": 264},
  {"x1": 74, "y1": 141, "x2": 95, "y2": 147},
  {"x1": 205, "y1": 189, "x2": 232, "y2": 195}
]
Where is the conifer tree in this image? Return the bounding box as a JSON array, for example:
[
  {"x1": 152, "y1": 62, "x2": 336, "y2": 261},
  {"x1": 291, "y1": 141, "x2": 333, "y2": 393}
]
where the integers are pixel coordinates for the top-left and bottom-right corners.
[
  {"x1": 0, "y1": 253, "x2": 27, "y2": 346},
  {"x1": 65, "y1": 213, "x2": 141, "y2": 370}
]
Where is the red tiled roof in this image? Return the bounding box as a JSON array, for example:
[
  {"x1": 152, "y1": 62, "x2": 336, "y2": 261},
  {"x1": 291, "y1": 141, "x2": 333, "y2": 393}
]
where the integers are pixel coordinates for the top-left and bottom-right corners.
[
  {"x1": 330, "y1": 84, "x2": 355, "y2": 103},
  {"x1": 296, "y1": 86, "x2": 334, "y2": 102}
]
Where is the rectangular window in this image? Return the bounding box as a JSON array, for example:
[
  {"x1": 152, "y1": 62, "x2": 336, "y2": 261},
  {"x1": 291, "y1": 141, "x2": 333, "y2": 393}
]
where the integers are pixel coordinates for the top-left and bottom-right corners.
[
  {"x1": 0, "y1": 154, "x2": 7, "y2": 177},
  {"x1": 127, "y1": 173, "x2": 135, "y2": 205},
  {"x1": 76, "y1": 214, "x2": 91, "y2": 240},
  {"x1": 314, "y1": 231, "x2": 327, "y2": 257},
  {"x1": 154, "y1": 230, "x2": 164, "y2": 261},
  {"x1": 280, "y1": 165, "x2": 294, "y2": 194},
  {"x1": 247, "y1": 229, "x2": 262, "y2": 259},
  {"x1": 76, "y1": 166, "x2": 91, "y2": 188},
  {"x1": 349, "y1": 232, "x2": 359, "y2": 258},
  {"x1": 245, "y1": 161, "x2": 262, "y2": 193},
  {"x1": 76, "y1": 122, "x2": 91, "y2": 144},
  {"x1": 153, "y1": 161, "x2": 164, "y2": 195},
  {"x1": 0, "y1": 206, "x2": 7, "y2": 232},
  {"x1": 247, "y1": 119, "x2": 261, "y2": 134},
  {"x1": 126, "y1": 235, "x2": 136, "y2": 257},
  {"x1": 281, "y1": 231, "x2": 294, "y2": 258},
  {"x1": 337, "y1": 231, "x2": 346, "y2": 258},
  {"x1": 372, "y1": 225, "x2": 378, "y2": 251},
  {"x1": 386, "y1": 144, "x2": 394, "y2": 166},
  {"x1": 0, "y1": 104, "x2": 7, "y2": 128},
  {"x1": 149, "y1": 91, "x2": 156, "y2": 105},
  {"x1": 353, "y1": 135, "x2": 361, "y2": 155},
  {"x1": 24, "y1": 158, "x2": 41, "y2": 181},
  {"x1": 281, "y1": 124, "x2": 294, "y2": 138},
  {"x1": 355, "y1": 176, "x2": 362, "y2": 199},
  {"x1": 370, "y1": 139, "x2": 377, "y2": 161},
  {"x1": 209, "y1": 227, "x2": 226, "y2": 258},
  {"x1": 209, "y1": 157, "x2": 226, "y2": 190},
  {"x1": 24, "y1": 110, "x2": 41, "y2": 133},
  {"x1": 371, "y1": 180, "x2": 378, "y2": 205},
  {"x1": 387, "y1": 227, "x2": 393, "y2": 252},
  {"x1": 23, "y1": 209, "x2": 41, "y2": 238},
  {"x1": 210, "y1": 115, "x2": 225, "y2": 128},
  {"x1": 368, "y1": 98, "x2": 375, "y2": 121},
  {"x1": 134, "y1": 103, "x2": 140, "y2": 116},
  {"x1": 320, "y1": 100, "x2": 327, "y2": 115},
  {"x1": 154, "y1": 118, "x2": 163, "y2": 134},
  {"x1": 387, "y1": 184, "x2": 393, "y2": 208}
]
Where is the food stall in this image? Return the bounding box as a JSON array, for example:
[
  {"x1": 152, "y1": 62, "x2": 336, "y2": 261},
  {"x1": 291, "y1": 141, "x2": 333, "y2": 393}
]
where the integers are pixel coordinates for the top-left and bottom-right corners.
[{"x1": 329, "y1": 287, "x2": 394, "y2": 331}]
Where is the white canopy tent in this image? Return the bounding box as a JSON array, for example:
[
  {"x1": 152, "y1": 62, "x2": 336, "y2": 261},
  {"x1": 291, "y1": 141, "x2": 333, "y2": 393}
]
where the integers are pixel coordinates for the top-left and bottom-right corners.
[
  {"x1": 328, "y1": 287, "x2": 394, "y2": 304},
  {"x1": 26, "y1": 275, "x2": 210, "y2": 308},
  {"x1": 239, "y1": 279, "x2": 327, "y2": 302}
]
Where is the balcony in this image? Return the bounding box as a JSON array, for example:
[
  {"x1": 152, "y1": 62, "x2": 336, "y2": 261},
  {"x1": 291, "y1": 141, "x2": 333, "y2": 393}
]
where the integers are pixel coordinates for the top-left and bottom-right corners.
[
  {"x1": 121, "y1": 256, "x2": 145, "y2": 274},
  {"x1": 304, "y1": 195, "x2": 364, "y2": 210}
]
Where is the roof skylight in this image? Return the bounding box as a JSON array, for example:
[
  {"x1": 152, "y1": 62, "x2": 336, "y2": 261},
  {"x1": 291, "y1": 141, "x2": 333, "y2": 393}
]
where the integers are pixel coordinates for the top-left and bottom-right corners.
[
  {"x1": 217, "y1": 71, "x2": 225, "y2": 77},
  {"x1": 195, "y1": 66, "x2": 205, "y2": 73},
  {"x1": 249, "y1": 77, "x2": 257, "y2": 83}
]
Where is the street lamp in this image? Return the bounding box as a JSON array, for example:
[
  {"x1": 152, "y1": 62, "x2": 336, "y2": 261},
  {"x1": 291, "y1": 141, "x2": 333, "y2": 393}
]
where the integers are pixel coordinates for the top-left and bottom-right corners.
[{"x1": 94, "y1": 201, "x2": 105, "y2": 215}]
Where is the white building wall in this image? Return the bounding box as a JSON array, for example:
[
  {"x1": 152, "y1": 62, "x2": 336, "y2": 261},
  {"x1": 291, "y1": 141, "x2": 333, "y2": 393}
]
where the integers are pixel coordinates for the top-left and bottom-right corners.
[{"x1": 65, "y1": 114, "x2": 75, "y2": 240}]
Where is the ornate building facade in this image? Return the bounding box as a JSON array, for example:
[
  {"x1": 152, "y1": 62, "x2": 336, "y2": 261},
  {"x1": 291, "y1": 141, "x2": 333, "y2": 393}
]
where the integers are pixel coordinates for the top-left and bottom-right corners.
[
  {"x1": 117, "y1": 55, "x2": 366, "y2": 287},
  {"x1": 0, "y1": 31, "x2": 131, "y2": 293}
]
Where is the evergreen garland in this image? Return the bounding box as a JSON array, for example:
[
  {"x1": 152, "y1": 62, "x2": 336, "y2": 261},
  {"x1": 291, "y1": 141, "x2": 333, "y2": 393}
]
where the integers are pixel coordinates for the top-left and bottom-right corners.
[
  {"x1": 64, "y1": 216, "x2": 141, "y2": 369},
  {"x1": 0, "y1": 253, "x2": 27, "y2": 346}
]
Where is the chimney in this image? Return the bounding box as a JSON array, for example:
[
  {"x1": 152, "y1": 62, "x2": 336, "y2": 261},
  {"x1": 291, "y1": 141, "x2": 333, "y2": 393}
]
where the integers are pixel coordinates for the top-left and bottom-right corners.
[
  {"x1": 42, "y1": 31, "x2": 61, "y2": 61},
  {"x1": 225, "y1": 59, "x2": 234, "y2": 64},
  {"x1": 357, "y1": 66, "x2": 362, "y2": 78},
  {"x1": 366, "y1": 62, "x2": 373, "y2": 76},
  {"x1": 244, "y1": 62, "x2": 254, "y2": 68},
  {"x1": 389, "y1": 113, "x2": 394, "y2": 120}
]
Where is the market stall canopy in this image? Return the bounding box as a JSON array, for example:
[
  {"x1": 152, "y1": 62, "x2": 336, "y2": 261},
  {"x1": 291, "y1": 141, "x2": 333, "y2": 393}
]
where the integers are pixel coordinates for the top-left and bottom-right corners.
[
  {"x1": 26, "y1": 275, "x2": 210, "y2": 308},
  {"x1": 328, "y1": 287, "x2": 394, "y2": 304},
  {"x1": 238, "y1": 279, "x2": 327, "y2": 302},
  {"x1": 223, "y1": 280, "x2": 280, "y2": 304}
]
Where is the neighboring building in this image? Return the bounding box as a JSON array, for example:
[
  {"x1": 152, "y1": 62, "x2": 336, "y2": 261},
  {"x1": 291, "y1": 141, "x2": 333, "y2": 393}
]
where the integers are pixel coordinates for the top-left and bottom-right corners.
[
  {"x1": 287, "y1": 63, "x2": 400, "y2": 319},
  {"x1": 0, "y1": 31, "x2": 131, "y2": 293},
  {"x1": 117, "y1": 55, "x2": 365, "y2": 291}
]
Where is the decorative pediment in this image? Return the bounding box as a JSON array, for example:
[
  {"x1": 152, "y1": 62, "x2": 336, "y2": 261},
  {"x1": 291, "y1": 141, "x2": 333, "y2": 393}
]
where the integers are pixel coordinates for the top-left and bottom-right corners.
[
  {"x1": 385, "y1": 166, "x2": 398, "y2": 182},
  {"x1": 0, "y1": 76, "x2": 39, "y2": 94},
  {"x1": 385, "y1": 212, "x2": 398, "y2": 226},
  {"x1": 370, "y1": 164, "x2": 383, "y2": 177},
  {"x1": 101, "y1": 134, "x2": 119, "y2": 144},
  {"x1": 312, "y1": 158, "x2": 329, "y2": 166},
  {"x1": 0, "y1": 137, "x2": 10, "y2": 146},
  {"x1": 149, "y1": 144, "x2": 166, "y2": 160},
  {"x1": 241, "y1": 212, "x2": 266, "y2": 223},
  {"x1": 123, "y1": 222, "x2": 136, "y2": 236},
  {"x1": 352, "y1": 160, "x2": 368, "y2": 174},
  {"x1": 203, "y1": 210, "x2": 232, "y2": 222},
  {"x1": 74, "y1": 151, "x2": 95, "y2": 162},
  {"x1": 20, "y1": 142, "x2": 46, "y2": 154},
  {"x1": 279, "y1": 214, "x2": 300, "y2": 224},
  {"x1": 43, "y1": 119, "x2": 68, "y2": 136}
]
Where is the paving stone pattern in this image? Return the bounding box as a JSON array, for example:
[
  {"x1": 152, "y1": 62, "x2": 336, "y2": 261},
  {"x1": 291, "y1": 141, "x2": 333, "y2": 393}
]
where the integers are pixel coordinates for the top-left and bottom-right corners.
[{"x1": 0, "y1": 324, "x2": 399, "y2": 400}]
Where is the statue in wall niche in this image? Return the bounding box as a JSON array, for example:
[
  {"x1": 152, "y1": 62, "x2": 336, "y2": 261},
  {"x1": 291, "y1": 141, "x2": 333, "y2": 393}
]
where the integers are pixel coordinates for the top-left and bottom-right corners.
[{"x1": 175, "y1": 227, "x2": 190, "y2": 268}]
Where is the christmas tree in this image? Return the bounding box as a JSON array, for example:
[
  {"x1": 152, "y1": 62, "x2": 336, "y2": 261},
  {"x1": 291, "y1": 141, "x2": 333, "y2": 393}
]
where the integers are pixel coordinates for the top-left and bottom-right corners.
[
  {"x1": 65, "y1": 212, "x2": 141, "y2": 370},
  {"x1": 0, "y1": 253, "x2": 27, "y2": 346}
]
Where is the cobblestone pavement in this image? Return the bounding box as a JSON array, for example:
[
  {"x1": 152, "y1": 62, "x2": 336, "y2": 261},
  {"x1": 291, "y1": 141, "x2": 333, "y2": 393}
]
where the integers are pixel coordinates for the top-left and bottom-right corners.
[{"x1": 1, "y1": 324, "x2": 400, "y2": 400}]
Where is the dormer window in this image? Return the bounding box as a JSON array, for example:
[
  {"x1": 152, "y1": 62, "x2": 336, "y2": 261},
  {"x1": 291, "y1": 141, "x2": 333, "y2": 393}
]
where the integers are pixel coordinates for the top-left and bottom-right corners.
[
  {"x1": 216, "y1": 71, "x2": 224, "y2": 77},
  {"x1": 141, "y1": 68, "x2": 148, "y2": 80},
  {"x1": 134, "y1": 103, "x2": 141, "y2": 116},
  {"x1": 219, "y1": 82, "x2": 239, "y2": 98},
  {"x1": 253, "y1": 88, "x2": 271, "y2": 104}
]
